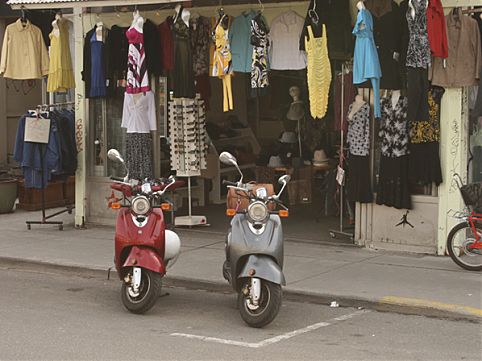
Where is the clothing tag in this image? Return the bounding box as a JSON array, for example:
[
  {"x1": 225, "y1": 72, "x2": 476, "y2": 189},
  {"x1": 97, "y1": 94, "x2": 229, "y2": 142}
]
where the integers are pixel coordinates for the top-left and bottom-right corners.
[
  {"x1": 24, "y1": 117, "x2": 50, "y2": 144},
  {"x1": 336, "y1": 166, "x2": 345, "y2": 186},
  {"x1": 106, "y1": 79, "x2": 110, "y2": 87}
]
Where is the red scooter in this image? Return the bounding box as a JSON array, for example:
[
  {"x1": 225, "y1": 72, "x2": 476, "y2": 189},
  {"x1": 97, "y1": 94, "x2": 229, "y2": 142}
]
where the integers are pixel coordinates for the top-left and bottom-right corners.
[{"x1": 107, "y1": 149, "x2": 184, "y2": 314}]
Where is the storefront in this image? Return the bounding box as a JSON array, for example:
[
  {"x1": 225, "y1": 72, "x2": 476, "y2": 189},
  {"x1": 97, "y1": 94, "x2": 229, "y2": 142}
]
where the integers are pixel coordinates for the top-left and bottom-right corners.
[{"x1": 3, "y1": 0, "x2": 480, "y2": 255}]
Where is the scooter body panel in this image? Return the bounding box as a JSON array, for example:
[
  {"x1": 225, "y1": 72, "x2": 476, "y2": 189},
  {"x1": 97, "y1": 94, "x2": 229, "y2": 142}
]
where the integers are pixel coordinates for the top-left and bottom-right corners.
[
  {"x1": 226, "y1": 214, "x2": 284, "y2": 290},
  {"x1": 115, "y1": 208, "x2": 166, "y2": 278},
  {"x1": 122, "y1": 245, "x2": 166, "y2": 275},
  {"x1": 238, "y1": 254, "x2": 286, "y2": 285}
]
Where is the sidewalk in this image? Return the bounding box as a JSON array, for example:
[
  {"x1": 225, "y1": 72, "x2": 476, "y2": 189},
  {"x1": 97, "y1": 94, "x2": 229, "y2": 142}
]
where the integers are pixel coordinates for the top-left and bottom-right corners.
[{"x1": 0, "y1": 209, "x2": 480, "y2": 320}]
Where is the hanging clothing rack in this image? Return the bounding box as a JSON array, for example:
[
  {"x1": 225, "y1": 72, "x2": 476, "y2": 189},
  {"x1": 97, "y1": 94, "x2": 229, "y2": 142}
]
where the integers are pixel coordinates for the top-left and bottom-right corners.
[
  {"x1": 25, "y1": 101, "x2": 75, "y2": 231},
  {"x1": 329, "y1": 62, "x2": 354, "y2": 241}
]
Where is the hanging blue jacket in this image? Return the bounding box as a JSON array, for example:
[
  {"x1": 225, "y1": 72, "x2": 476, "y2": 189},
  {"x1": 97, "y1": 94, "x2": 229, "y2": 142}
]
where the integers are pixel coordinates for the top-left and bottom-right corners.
[
  {"x1": 352, "y1": 8, "x2": 382, "y2": 118},
  {"x1": 13, "y1": 114, "x2": 61, "y2": 189}
]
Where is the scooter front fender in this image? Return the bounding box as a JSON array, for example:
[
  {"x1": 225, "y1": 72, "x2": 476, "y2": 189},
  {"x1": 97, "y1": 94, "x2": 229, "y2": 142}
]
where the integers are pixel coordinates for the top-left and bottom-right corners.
[
  {"x1": 238, "y1": 255, "x2": 286, "y2": 286},
  {"x1": 122, "y1": 246, "x2": 165, "y2": 276}
]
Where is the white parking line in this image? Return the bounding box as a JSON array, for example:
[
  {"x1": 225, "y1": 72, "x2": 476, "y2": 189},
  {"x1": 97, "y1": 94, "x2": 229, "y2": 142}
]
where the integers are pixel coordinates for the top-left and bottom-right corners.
[{"x1": 171, "y1": 310, "x2": 369, "y2": 348}]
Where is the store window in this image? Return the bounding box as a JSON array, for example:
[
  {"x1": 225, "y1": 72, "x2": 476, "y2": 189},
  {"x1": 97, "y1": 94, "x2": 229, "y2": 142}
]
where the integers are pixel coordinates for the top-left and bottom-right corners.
[
  {"x1": 88, "y1": 77, "x2": 168, "y2": 178},
  {"x1": 89, "y1": 96, "x2": 126, "y2": 177}
]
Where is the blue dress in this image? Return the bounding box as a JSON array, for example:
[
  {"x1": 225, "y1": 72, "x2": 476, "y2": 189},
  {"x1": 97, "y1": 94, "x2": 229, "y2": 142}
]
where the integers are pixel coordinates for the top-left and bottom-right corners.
[
  {"x1": 90, "y1": 31, "x2": 106, "y2": 98},
  {"x1": 352, "y1": 9, "x2": 382, "y2": 118}
]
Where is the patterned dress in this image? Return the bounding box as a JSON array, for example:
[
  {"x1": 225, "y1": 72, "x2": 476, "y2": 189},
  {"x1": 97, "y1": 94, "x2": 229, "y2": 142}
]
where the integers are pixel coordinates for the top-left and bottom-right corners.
[
  {"x1": 190, "y1": 16, "x2": 211, "y2": 76},
  {"x1": 250, "y1": 15, "x2": 269, "y2": 92},
  {"x1": 376, "y1": 96, "x2": 412, "y2": 209},
  {"x1": 379, "y1": 96, "x2": 409, "y2": 158},
  {"x1": 406, "y1": 0, "x2": 431, "y2": 68},
  {"x1": 126, "y1": 27, "x2": 150, "y2": 94}
]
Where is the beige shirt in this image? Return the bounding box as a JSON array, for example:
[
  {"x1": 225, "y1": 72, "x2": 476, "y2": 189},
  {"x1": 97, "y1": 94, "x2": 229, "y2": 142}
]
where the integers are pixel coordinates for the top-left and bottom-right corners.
[
  {"x1": 0, "y1": 19, "x2": 49, "y2": 80},
  {"x1": 431, "y1": 10, "x2": 481, "y2": 88}
]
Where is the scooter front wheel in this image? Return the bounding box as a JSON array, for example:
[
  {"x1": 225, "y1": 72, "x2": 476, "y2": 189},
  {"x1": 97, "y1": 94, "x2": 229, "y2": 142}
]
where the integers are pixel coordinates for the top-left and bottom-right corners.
[
  {"x1": 238, "y1": 279, "x2": 282, "y2": 328},
  {"x1": 121, "y1": 268, "x2": 162, "y2": 314}
]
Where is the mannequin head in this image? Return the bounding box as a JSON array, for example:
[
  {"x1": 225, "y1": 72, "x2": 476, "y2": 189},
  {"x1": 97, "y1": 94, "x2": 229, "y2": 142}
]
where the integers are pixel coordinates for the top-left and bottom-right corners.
[
  {"x1": 357, "y1": 1, "x2": 366, "y2": 10},
  {"x1": 289, "y1": 86, "x2": 301, "y2": 102}
]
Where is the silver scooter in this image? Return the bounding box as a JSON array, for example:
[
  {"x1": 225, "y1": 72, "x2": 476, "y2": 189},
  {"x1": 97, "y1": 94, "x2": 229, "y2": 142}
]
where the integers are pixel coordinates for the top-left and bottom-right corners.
[{"x1": 219, "y1": 152, "x2": 291, "y2": 328}]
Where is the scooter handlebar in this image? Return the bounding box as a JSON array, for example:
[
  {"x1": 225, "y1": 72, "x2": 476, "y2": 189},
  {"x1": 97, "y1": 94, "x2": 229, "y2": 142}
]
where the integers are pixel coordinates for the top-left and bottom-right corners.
[
  {"x1": 222, "y1": 180, "x2": 238, "y2": 187},
  {"x1": 110, "y1": 176, "x2": 125, "y2": 182}
]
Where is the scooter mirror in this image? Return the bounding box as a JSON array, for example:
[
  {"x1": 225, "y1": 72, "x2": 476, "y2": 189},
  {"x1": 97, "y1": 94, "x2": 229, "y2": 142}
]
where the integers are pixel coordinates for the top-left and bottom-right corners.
[
  {"x1": 278, "y1": 174, "x2": 291, "y2": 185},
  {"x1": 107, "y1": 149, "x2": 124, "y2": 164},
  {"x1": 219, "y1": 152, "x2": 238, "y2": 166}
]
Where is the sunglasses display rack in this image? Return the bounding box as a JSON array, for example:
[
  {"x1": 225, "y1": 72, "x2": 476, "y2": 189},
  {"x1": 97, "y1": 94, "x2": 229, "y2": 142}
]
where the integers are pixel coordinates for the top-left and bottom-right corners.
[
  {"x1": 168, "y1": 96, "x2": 207, "y2": 177},
  {"x1": 169, "y1": 96, "x2": 208, "y2": 227}
]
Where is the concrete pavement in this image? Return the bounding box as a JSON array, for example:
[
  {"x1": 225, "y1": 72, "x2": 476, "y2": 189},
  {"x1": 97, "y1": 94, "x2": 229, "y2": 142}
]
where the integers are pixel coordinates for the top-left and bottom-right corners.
[{"x1": 0, "y1": 208, "x2": 480, "y2": 320}]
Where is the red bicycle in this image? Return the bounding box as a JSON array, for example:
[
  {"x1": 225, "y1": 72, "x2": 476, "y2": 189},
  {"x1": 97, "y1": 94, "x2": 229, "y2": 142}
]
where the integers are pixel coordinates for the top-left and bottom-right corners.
[{"x1": 447, "y1": 175, "x2": 482, "y2": 271}]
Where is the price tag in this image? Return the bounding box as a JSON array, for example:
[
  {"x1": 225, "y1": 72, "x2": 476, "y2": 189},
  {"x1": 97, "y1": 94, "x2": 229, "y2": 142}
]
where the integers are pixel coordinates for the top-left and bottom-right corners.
[
  {"x1": 24, "y1": 117, "x2": 50, "y2": 144},
  {"x1": 336, "y1": 166, "x2": 345, "y2": 186}
]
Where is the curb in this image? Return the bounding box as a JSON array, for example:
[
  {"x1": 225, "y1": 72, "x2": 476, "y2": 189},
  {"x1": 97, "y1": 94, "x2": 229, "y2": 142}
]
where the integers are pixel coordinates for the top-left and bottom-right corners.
[{"x1": 0, "y1": 257, "x2": 480, "y2": 322}]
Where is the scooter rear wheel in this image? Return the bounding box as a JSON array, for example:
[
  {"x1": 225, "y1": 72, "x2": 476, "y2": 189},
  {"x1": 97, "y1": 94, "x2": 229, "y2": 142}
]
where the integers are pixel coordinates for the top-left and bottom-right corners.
[
  {"x1": 238, "y1": 279, "x2": 282, "y2": 328},
  {"x1": 121, "y1": 268, "x2": 162, "y2": 314}
]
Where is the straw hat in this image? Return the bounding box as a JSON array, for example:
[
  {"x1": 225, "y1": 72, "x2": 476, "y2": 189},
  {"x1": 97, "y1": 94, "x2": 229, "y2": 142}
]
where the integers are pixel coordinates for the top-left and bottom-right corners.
[{"x1": 313, "y1": 149, "x2": 330, "y2": 166}]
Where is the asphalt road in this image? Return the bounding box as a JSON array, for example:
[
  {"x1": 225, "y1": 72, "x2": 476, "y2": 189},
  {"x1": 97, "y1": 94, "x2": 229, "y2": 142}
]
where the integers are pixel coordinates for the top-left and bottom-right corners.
[{"x1": 0, "y1": 266, "x2": 480, "y2": 361}]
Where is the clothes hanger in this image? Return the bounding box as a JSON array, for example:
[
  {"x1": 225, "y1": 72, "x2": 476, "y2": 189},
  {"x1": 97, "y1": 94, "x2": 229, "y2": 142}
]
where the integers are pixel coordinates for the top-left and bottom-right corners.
[
  {"x1": 308, "y1": 0, "x2": 319, "y2": 25},
  {"x1": 20, "y1": 6, "x2": 28, "y2": 26},
  {"x1": 258, "y1": 0, "x2": 265, "y2": 14}
]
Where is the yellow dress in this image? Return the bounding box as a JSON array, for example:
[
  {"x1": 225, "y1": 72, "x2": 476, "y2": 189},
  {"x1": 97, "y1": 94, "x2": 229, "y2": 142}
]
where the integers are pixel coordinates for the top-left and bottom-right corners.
[
  {"x1": 305, "y1": 25, "x2": 331, "y2": 119},
  {"x1": 47, "y1": 20, "x2": 75, "y2": 93}
]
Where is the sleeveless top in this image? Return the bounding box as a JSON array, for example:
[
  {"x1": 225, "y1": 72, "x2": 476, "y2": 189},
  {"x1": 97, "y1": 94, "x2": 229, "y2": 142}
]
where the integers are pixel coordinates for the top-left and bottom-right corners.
[
  {"x1": 126, "y1": 27, "x2": 150, "y2": 94},
  {"x1": 305, "y1": 24, "x2": 332, "y2": 119}
]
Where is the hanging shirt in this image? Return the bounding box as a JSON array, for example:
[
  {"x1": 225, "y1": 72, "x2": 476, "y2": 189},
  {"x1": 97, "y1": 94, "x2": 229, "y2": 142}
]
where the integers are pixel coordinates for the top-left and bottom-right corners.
[
  {"x1": 431, "y1": 9, "x2": 482, "y2": 88},
  {"x1": 269, "y1": 10, "x2": 307, "y2": 70},
  {"x1": 229, "y1": 11, "x2": 257, "y2": 73},
  {"x1": 347, "y1": 102, "x2": 370, "y2": 156},
  {"x1": 426, "y1": 0, "x2": 448, "y2": 59},
  {"x1": 121, "y1": 91, "x2": 157, "y2": 133},
  {"x1": 352, "y1": 8, "x2": 382, "y2": 118},
  {"x1": 0, "y1": 19, "x2": 49, "y2": 80},
  {"x1": 379, "y1": 96, "x2": 409, "y2": 158},
  {"x1": 158, "y1": 17, "x2": 175, "y2": 72},
  {"x1": 368, "y1": 0, "x2": 402, "y2": 90}
]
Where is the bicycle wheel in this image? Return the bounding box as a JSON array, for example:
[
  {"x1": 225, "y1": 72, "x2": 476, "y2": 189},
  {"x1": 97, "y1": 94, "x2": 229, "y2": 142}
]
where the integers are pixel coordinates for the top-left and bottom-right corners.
[{"x1": 447, "y1": 222, "x2": 482, "y2": 271}]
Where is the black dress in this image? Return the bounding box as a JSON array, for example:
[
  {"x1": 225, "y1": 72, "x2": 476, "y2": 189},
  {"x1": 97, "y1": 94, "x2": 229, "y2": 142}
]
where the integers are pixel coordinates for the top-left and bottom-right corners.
[
  {"x1": 408, "y1": 86, "x2": 444, "y2": 185},
  {"x1": 172, "y1": 10, "x2": 195, "y2": 98},
  {"x1": 299, "y1": 0, "x2": 353, "y2": 60},
  {"x1": 376, "y1": 96, "x2": 412, "y2": 209}
]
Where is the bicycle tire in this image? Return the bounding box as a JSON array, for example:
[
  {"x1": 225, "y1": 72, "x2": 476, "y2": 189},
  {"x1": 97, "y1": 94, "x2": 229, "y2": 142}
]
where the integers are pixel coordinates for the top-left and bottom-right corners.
[{"x1": 447, "y1": 222, "x2": 482, "y2": 271}]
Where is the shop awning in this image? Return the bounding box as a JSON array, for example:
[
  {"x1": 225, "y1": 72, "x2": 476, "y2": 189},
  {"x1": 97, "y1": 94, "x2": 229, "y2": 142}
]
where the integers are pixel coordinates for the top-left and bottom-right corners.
[{"x1": 7, "y1": 0, "x2": 185, "y2": 10}]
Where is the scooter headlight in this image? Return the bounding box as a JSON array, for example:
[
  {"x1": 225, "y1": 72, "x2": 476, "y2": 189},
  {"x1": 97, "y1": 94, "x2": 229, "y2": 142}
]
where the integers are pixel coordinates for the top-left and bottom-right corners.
[
  {"x1": 247, "y1": 201, "x2": 269, "y2": 223},
  {"x1": 131, "y1": 196, "x2": 151, "y2": 215}
]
